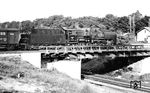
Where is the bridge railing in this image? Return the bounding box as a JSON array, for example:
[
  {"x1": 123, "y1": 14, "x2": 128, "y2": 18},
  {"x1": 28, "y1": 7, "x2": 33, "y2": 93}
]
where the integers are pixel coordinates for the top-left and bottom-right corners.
[
  {"x1": 39, "y1": 44, "x2": 150, "y2": 53},
  {"x1": 143, "y1": 45, "x2": 150, "y2": 50},
  {"x1": 115, "y1": 45, "x2": 143, "y2": 51}
]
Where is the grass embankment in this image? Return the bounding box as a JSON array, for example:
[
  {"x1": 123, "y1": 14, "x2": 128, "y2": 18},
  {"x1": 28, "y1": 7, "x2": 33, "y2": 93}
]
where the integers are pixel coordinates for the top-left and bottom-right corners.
[{"x1": 0, "y1": 56, "x2": 101, "y2": 93}]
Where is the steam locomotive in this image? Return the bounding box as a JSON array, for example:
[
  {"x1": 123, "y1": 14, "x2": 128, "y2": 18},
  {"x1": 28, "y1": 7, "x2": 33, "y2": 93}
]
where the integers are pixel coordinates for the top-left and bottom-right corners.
[{"x1": 0, "y1": 27, "x2": 117, "y2": 50}]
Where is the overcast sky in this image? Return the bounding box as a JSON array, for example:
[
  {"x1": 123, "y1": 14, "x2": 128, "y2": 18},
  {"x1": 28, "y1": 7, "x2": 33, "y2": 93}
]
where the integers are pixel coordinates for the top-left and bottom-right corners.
[{"x1": 0, "y1": 0, "x2": 150, "y2": 22}]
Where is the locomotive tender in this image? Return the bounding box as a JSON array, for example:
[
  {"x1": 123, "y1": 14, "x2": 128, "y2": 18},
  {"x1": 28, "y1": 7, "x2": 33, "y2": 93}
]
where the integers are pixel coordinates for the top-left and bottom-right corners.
[{"x1": 0, "y1": 27, "x2": 118, "y2": 50}]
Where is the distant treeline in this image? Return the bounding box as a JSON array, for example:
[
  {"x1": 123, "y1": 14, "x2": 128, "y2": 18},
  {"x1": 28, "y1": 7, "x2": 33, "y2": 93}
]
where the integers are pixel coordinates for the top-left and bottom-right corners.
[{"x1": 0, "y1": 10, "x2": 150, "y2": 34}]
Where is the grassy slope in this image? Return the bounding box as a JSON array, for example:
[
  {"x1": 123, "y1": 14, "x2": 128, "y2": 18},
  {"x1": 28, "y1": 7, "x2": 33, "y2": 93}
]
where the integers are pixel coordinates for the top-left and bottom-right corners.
[{"x1": 0, "y1": 56, "x2": 101, "y2": 93}]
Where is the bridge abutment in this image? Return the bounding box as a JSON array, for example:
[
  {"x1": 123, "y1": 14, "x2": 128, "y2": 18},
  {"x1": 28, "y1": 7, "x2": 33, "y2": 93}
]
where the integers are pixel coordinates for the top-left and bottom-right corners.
[
  {"x1": 21, "y1": 52, "x2": 41, "y2": 68},
  {"x1": 47, "y1": 60, "x2": 81, "y2": 79}
]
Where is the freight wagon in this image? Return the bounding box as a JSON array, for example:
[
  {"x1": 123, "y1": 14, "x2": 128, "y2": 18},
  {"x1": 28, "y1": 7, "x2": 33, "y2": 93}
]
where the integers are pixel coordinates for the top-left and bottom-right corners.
[{"x1": 0, "y1": 28, "x2": 20, "y2": 50}]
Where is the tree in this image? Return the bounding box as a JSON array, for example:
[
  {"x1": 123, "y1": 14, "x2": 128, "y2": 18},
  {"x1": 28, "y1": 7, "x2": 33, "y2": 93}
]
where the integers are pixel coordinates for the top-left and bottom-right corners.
[
  {"x1": 21, "y1": 20, "x2": 34, "y2": 34},
  {"x1": 33, "y1": 18, "x2": 46, "y2": 27},
  {"x1": 75, "y1": 16, "x2": 100, "y2": 28},
  {"x1": 116, "y1": 16, "x2": 130, "y2": 33},
  {"x1": 135, "y1": 16, "x2": 150, "y2": 33},
  {"x1": 130, "y1": 10, "x2": 143, "y2": 23},
  {"x1": 8, "y1": 21, "x2": 20, "y2": 28},
  {"x1": 0, "y1": 22, "x2": 10, "y2": 28},
  {"x1": 101, "y1": 14, "x2": 118, "y2": 31},
  {"x1": 129, "y1": 10, "x2": 143, "y2": 34}
]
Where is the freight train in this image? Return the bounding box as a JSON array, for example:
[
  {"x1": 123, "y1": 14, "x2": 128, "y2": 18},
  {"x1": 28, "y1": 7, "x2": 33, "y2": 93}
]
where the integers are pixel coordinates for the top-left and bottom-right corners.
[{"x1": 0, "y1": 27, "x2": 118, "y2": 50}]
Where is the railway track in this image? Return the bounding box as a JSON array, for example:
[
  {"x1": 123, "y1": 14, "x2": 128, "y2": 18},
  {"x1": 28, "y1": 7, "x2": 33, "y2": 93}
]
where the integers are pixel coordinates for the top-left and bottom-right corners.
[{"x1": 83, "y1": 74, "x2": 150, "y2": 93}]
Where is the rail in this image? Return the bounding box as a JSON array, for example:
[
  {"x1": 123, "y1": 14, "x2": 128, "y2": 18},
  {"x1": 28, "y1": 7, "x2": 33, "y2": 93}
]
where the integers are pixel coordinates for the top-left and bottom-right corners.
[
  {"x1": 39, "y1": 45, "x2": 150, "y2": 53},
  {"x1": 84, "y1": 74, "x2": 150, "y2": 93}
]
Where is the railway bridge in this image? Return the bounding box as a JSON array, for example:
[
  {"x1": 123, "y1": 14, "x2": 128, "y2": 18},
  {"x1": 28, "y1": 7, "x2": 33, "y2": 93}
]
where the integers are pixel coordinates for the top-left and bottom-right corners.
[
  {"x1": 40, "y1": 44, "x2": 150, "y2": 61},
  {"x1": 38, "y1": 44, "x2": 150, "y2": 79},
  {"x1": 1, "y1": 44, "x2": 150, "y2": 79}
]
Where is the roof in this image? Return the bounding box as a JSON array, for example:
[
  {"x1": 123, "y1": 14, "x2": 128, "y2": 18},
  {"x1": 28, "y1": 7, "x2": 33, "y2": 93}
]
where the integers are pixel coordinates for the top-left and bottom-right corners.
[
  {"x1": 34, "y1": 26, "x2": 60, "y2": 30},
  {"x1": 0, "y1": 28, "x2": 20, "y2": 31},
  {"x1": 61, "y1": 27, "x2": 83, "y2": 31},
  {"x1": 122, "y1": 33, "x2": 134, "y2": 36},
  {"x1": 144, "y1": 27, "x2": 150, "y2": 32},
  {"x1": 137, "y1": 27, "x2": 150, "y2": 33}
]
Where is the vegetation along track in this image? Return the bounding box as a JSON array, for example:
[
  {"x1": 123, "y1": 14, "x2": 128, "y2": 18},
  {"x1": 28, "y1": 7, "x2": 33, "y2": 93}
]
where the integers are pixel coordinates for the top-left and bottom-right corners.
[{"x1": 83, "y1": 74, "x2": 150, "y2": 93}]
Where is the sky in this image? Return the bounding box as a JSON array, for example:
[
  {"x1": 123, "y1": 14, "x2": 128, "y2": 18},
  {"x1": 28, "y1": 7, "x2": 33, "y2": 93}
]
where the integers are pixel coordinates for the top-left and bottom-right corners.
[{"x1": 0, "y1": 0, "x2": 150, "y2": 22}]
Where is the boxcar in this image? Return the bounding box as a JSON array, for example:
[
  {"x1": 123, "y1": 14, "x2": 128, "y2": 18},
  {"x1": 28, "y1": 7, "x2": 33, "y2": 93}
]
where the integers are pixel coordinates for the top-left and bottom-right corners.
[{"x1": 0, "y1": 28, "x2": 20, "y2": 50}]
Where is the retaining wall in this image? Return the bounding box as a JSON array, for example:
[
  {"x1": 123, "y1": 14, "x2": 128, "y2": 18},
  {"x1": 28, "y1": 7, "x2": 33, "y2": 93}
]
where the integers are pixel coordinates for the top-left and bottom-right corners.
[
  {"x1": 0, "y1": 52, "x2": 81, "y2": 79},
  {"x1": 130, "y1": 57, "x2": 150, "y2": 75},
  {"x1": 21, "y1": 52, "x2": 41, "y2": 68},
  {"x1": 47, "y1": 60, "x2": 81, "y2": 79},
  {"x1": 0, "y1": 52, "x2": 41, "y2": 68}
]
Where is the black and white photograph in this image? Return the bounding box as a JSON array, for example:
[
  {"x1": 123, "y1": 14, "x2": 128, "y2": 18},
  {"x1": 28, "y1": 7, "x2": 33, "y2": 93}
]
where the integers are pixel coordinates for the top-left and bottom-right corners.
[{"x1": 0, "y1": 0, "x2": 150, "y2": 93}]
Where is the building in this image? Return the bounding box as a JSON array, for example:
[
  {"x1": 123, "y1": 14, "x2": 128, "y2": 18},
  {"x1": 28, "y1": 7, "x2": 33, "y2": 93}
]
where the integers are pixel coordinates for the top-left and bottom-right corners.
[{"x1": 136, "y1": 27, "x2": 150, "y2": 43}]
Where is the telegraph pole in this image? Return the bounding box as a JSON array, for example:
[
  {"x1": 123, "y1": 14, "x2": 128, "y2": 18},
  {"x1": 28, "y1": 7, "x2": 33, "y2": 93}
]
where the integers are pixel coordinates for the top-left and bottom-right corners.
[
  {"x1": 129, "y1": 14, "x2": 136, "y2": 41},
  {"x1": 129, "y1": 15, "x2": 132, "y2": 33},
  {"x1": 129, "y1": 15, "x2": 135, "y2": 34},
  {"x1": 132, "y1": 14, "x2": 136, "y2": 41},
  {"x1": 132, "y1": 14, "x2": 135, "y2": 36}
]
